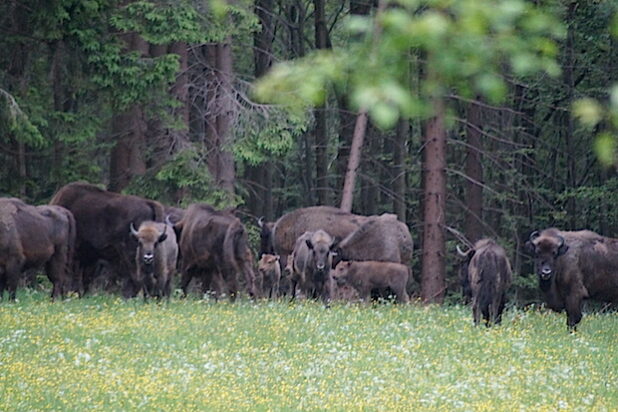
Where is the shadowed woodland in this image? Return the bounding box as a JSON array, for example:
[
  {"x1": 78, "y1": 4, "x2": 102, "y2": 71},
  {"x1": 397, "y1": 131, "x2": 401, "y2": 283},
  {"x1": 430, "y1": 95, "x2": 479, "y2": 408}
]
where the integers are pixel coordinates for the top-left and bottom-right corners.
[{"x1": 1, "y1": 0, "x2": 618, "y2": 304}]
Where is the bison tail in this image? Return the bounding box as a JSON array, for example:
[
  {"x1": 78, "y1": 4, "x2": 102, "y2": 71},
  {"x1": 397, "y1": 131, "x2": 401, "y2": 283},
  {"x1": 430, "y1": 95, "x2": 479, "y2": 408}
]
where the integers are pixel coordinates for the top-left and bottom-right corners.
[
  {"x1": 223, "y1": 221, "x2": 243, "y2": 269},
  {"x1": 477, "y1": 256, "x2": 499, "y2": 314},
  {"x1": 65, "y1": 209, "x2": 78, "y2": 295}
]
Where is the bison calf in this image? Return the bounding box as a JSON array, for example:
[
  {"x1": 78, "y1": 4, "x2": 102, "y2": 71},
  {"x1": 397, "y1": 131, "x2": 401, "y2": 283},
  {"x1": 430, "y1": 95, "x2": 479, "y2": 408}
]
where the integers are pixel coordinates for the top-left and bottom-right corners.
[
  {"x1": 331, "y1": 261, "x2": 410, "y2": 303},
  {"x1": 131, "y1": 219, "x2": 178, "y2": 299},
  {"x1": 457, "y1": 239, "x2": 512, "y2": 327},
  {"x1": 258, "y1": 254, "x2": 281, "y2": 299}
]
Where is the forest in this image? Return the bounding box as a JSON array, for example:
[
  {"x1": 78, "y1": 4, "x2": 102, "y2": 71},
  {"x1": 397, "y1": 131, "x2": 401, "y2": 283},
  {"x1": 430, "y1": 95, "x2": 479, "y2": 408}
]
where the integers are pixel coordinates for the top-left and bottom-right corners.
[{"x1": 1, "y1": 0, "x2": 618, "y2": 303}]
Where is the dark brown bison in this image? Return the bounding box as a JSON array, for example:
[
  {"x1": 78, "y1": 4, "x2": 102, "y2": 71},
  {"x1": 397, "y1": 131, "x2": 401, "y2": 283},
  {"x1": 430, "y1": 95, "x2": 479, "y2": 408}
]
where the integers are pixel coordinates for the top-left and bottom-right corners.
[
  {"x1": 176, "y1": 203, "x2": 258, "y2": 300},
  {"x1": 333, "y1": 214, "x2": 413, "y2": 265},
  {"x1": 164, "y1": 206, "x2": 185, "y2": 225},
  {"x1": 130, "y1": 219, "x2": 178, "y2": 299},
  {"x1": 50, "y1": 182, "x2": 164, "y2": 297},
  {"x1": 526, "y1": 228, "x2": 618, "y2": 330},
  {"x1": 286, "y1": 230, "x2": 336, "y2": 303},
  {"x1": 458, "y1": 239, "x2": 512, "y2": 327},
  {"x1": 257, "y1": 254, "x2": 281, "y2": 299},
  {"x1": 257, "y1": 217, "x2": 275, "y2": 256},
  {"x1": 0, "y1": 199, "x2": 75, "y2": 300},
  {"x1": 332, "y1": 260, "x2": 410, "y2": 303}
]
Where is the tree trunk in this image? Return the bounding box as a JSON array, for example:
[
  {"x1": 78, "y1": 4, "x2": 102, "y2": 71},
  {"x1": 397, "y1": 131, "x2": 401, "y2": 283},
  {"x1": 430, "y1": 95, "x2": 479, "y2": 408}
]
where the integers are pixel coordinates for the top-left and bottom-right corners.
[
  {"x1": 464, "y1": 99, "x2": 483, "y2": 243},
  {"x1": 563, "y1": 1, "x2": 577, "y2": 229},
  {"x1": 336, "y1": 0, "x2": 373, "y2": 205},
  {"x1": 215, "y1": 38, "x2": 236, "y2": 196},
  {"x1": 247, "y1": 0, "x2": 276, "y2": 218},
  {"x1": 109, "y1": 33, "x2": 149, "y2": 192},
  {"x1": 109, "y1": 105, "x2": 147, "y2": 192},
  {"x1": 340, "y1": 110, "x2": 368, "y2": 212},
  {"x1": 313, "y1": 0, "x2": 330, "y2": 204},
  {"x1": 393, "y1": 117, "x2": 407, "y2": 221},
  {"x1": 420, "y1": 97, "x2": 447, "y2": 304}
]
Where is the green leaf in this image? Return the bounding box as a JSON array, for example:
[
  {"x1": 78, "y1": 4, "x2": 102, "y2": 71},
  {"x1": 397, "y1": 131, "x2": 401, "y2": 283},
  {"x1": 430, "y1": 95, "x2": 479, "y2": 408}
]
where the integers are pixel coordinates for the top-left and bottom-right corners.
[
  {"x1": 573, "y1": 98, "x2": 603, "y2": 128},
  {"x1": 594, "y1": 133, "x2": 615, "y2": 167}
]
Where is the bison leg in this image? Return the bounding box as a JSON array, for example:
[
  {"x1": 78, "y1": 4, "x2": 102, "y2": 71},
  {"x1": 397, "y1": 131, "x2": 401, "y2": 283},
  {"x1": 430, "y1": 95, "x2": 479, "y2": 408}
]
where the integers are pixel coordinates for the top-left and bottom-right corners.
[
  {"x1": 46, "y1": 256, "x2": 67, "y2": 300},
  {"x1": 223, "y1": 270, "x2": 239, "y2": 302},
  {"x1": 122, "y1": 277, "x2": 141, "y2": 299},
  {"x1": 180, "y1": 269, "x2": 193, "y2": 297},
  {"x1": 0, "y1": 268, "x2": 6, "y2": 300},
  {"x1": 396, "y1": 287, "x2": 410, "y2": 304},
  {"x1": 5, "y1": 261, "x2": 22, "y2": 301},
  {"x1": 565, "y1": 294, "x2": 584, "y2": 331},
  {"x1": 489, "y1": 293, "x2": 507, "y2": 326},
  {"x1": 272, "y1": 276, "x2": 280, "y2": 300},
  {"x1": 472, "y1": 299, "x2": 482, "y2": 326},
  {"x1": 392, "y1": 277, "x2": 410, "y2": 304}
]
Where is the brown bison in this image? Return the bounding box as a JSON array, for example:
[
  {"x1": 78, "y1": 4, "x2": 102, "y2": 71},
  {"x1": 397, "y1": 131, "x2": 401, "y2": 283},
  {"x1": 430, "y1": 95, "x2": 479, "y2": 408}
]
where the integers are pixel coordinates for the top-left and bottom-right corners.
[
  {"x1": 271, "y1": 206, "x2": 367, "y2": 265},
  {"x1": 457, "y1": 239, "x2": 512, "y2": 326},
  {"x1": 258, "y1": 254, "x2": 281, "y2": 299},
  {"x1": 176, "y1": 203, "x2": 257, "y2": 300},
  {"x1": 0, "y1": 199, "x2": 76, "y2": 300},
  {"x1": 332, "y1": 260, "x2": 410, "y2": 303},
  {"x1": 257, "y1": 217, "x2": 275, "y2": 256},
  {"x1": 286, "y1": 230, "x2": 336, "y2": 303},
  {"x1": 333, "y1": 214, "x2": 413, "y2": 265},
  {"x1": 526, "y1": 228, "x2": 618, "y2": 330},
  {"x1": 50, "y1": 182, "x2": 164, "y2": 297},
  {"x1": 130, "y1": 219, "x2": 178, "y2": 299},
  {"x1": 271, "y1": 208, "x2": 413, "y2": 270},
  {"x1": 164, "y1": 206, "x2": 185, "y2": 225}
]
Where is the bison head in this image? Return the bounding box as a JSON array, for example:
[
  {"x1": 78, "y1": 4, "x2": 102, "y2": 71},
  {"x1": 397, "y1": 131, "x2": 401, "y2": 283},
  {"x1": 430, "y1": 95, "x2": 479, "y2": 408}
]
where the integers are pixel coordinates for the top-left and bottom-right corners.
[
  {"x1": 258, "y1": 254, "x2": 280, "y2": 277},
  {"x1": 526, "y1": 230, "x2": 569, "y2": 281},
  {"x1": 306, "y1": 230, "x2": 335, "y2": 275},
  {"x1": 130, "y1": 221, "x2": 168, "y2": 274},
  {"x1": 332, "y1": 261, "x2": 352, "y2": 287}
]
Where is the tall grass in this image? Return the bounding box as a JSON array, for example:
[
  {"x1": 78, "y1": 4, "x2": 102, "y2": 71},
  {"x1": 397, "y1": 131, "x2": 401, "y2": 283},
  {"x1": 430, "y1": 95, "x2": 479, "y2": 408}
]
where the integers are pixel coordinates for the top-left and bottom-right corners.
[{"x1": 0, "y1": 291, "x2": 616, "y2": 411}]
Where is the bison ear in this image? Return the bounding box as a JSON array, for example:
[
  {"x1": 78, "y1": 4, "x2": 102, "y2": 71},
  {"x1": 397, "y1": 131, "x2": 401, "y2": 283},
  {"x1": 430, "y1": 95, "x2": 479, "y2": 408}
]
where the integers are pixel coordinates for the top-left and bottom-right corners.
[
  {"x1": 305, "y1": 239, "x2": 314, "y2": 250},
  {"x1": 557, "y1": 243, "x2": 569, "y2": 257},
  {"x1": 158, "y1": 233, "x2": 168, "y2": 243},
  {"x1": 524, "y1": 240, "x2": 536, "y2": 255}
]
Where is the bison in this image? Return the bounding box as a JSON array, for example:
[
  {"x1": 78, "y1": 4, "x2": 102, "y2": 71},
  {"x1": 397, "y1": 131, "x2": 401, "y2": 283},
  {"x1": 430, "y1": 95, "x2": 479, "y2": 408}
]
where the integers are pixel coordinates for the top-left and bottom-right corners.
[
  {"x1": 286, "y1": 230, "x2": 336, "y2": 304},
  {"x1": 130, "y1": 218, "x2": 178, "y2": 299},
  {"x1": 271, "y1": 207, "x2": 413, "y2": 271},
  {"x1": 457, "y1": 239, "x2": 512, "y2": 327},
  {"x1": 331, "y1": 260, "x2": 410, "y2": 303},
  {"x1": 50, "y1": 182, "x2": 164, "y2": 297},
  {"x1": 176, "y1": 203, "x2": 257, "y2": 300},
  {"x1": 257, "y1": 217, "x2": 275, "y2": 256},
  {"x1": 526, "y1": 228, "x2": 618, "y2": 330},
  {"x1": 257, "y1": 254, "x2": 281, "y2": 299},
  {"x1": 271, "y1": 206, "x2": 367, "y2": 266},
  {"x1": 333, "y1": 213, "x2": 413, "y2": 265},
  {"x1": 0, "y1": 198, "x2": 76, "y2": 300}
]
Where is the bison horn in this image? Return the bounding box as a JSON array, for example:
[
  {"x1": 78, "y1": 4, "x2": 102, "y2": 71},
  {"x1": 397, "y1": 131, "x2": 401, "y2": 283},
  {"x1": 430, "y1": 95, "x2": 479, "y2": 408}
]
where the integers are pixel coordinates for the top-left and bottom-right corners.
[
  {"x1": 130, "y1": 222, "x2": 139, "y2": 237},
  {"x1": 456, "y1": 245, "x2": 469, "y2": 257},
  {"x1": 257, "y1": 216, "x2": 265, "y2": 228},
  {"x1": 529, "y1": 231, "x2": 540, "y2": 242}
]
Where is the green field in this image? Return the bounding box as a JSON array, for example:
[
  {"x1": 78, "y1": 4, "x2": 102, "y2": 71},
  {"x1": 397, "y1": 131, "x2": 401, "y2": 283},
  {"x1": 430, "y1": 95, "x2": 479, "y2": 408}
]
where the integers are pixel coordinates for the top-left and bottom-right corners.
[{"x1": 0, "y1": 292, "x2": 616, "y2": 411}]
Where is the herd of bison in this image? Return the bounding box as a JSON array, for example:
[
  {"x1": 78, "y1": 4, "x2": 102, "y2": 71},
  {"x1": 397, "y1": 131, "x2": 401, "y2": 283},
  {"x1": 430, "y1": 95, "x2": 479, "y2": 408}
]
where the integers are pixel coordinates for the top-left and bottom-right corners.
[{"x1": 1, "y1": 182, "x2": 618, "y2": 330}]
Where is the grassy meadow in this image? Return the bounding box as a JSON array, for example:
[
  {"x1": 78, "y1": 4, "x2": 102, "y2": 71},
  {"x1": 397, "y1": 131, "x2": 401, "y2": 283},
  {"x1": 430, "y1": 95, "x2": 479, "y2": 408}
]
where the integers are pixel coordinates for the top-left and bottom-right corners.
[{"x1": 0, "y1": 291, "x2": 616, "y2": 411}]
